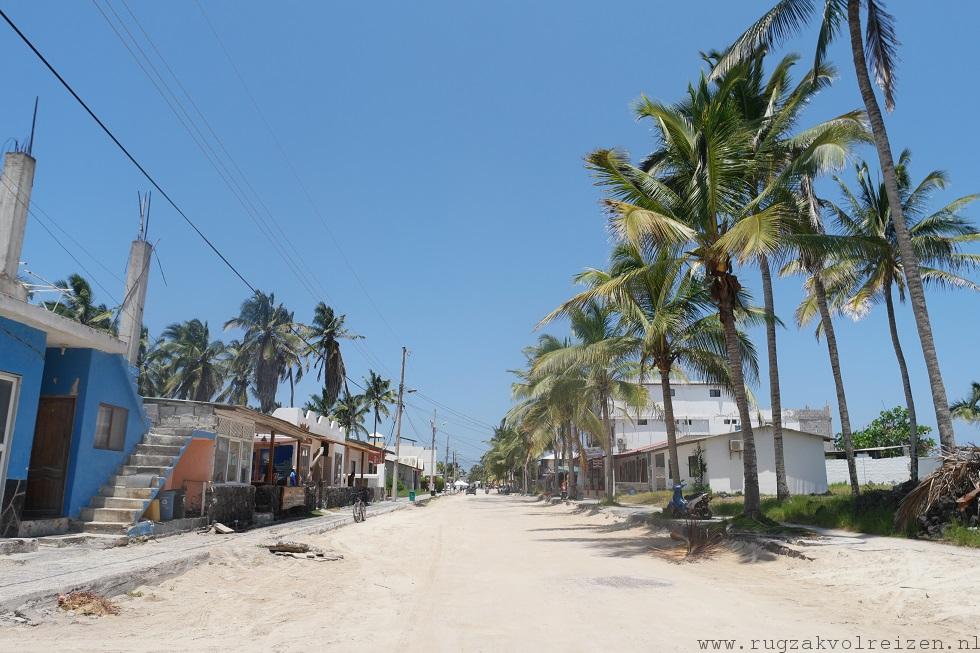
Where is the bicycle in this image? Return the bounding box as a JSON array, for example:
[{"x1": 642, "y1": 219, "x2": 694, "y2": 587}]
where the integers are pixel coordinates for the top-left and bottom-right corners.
[{"x1": 351, "y1": 487, "x2": 367, "y2": 523}]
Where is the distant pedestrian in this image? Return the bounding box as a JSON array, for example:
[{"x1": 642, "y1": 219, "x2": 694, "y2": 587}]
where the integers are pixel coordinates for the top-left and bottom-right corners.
[{"x1": 289, "y1": 468, "x2": 298, "y2": 486}]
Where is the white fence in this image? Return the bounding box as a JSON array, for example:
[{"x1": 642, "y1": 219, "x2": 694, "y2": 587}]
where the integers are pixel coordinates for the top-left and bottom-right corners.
[{"x1": 825, "y1": 455, "x2": 941, "y2": 486}]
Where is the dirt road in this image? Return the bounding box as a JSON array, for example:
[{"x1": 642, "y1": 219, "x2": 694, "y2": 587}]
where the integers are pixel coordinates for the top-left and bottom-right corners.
[{"x1": 2, "y1": 495, "x2": 978, "y2": 652}]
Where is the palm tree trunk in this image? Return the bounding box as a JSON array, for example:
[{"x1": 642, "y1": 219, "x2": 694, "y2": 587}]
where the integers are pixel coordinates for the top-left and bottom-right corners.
[
  {"x1": 288, "y1": 368, "x2": 295, "y2": 408},
  {"x1": 564, "y1": 422, "x2": 575, "y2": 500},
  {"x1": 884, "y1": 283, "x2": 919, "y2": 483},
  {"x1": 716, "y1": 282, "x2": 761, "y2": 517},
  {"x1": 813, "y1": 276, "x2": 860, "y2": 496},
  {"x1": 760, "y1": 254, "x2": 790, "y2": 500},
  {"x1": 601, "y1": 394, "x2": 615, "y2": 502},
  {"x1": 847, "y1": 0, "x2": 955, "y2": 451},
  {"x1": 659, "y1": 367, "x2": 682, "y2": 485}
]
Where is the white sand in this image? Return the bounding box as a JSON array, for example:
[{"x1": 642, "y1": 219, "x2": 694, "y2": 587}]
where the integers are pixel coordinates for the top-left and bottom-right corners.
[{"x1": 1, "y1": 495, "x2": 977, "y2": 652}]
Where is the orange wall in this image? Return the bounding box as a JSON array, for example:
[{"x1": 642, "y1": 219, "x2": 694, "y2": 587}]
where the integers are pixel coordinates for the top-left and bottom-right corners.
[{"x1": 165, "y1": 438, "x2": 215, "y2": 514}]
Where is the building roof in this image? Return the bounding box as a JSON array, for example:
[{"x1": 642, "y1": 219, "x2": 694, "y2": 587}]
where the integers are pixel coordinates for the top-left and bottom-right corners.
[
  {"x1": 0, "y1": 289, "x2": 126, "y2": 354},
  {"x1": 615, "y1": 426, "x2": 832, "y2": 458}
]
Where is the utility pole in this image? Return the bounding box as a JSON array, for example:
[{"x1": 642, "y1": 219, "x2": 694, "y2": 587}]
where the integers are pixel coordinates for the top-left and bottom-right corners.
[
  {"x1": 429, "y1": 409, "x2": 438, "y2": 497},
  {"x1": 444, "y1": 434, "x2": 450, "y2": 493},
  {"x1": 390, "y1": 346, "x2": 407, "y2": 501}
]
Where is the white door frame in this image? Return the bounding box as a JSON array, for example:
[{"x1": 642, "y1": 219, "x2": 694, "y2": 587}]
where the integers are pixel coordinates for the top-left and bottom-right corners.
[{"x1": 0, "y1": 371, "x2": 22, "y2": 509}]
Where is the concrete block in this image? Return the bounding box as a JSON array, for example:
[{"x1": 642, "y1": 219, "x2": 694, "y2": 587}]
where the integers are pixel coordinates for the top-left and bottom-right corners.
[
  {"x1": 0, "y1": 538, "x2": 38, "y2": 555},
  {"x1": 16, "y1": 518, "x2": 69, "y2": 538}
]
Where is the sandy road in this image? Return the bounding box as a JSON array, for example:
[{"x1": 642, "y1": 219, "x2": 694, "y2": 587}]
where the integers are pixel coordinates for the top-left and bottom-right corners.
[{"x1": 1, "y1": 494, "x2": 978, "y2": 652}]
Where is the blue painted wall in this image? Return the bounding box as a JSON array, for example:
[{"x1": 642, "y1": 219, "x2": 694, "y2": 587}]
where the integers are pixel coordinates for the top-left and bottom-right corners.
[
  {"x1": 0, "y1": 316, "x2": 46, "y2": 482},
  {"x1": 41, "y1": 348, "x2": 148, "y2": 518}
]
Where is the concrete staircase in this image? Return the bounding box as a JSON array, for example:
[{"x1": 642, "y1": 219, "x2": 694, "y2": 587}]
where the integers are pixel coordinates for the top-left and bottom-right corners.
[{"x1": 75, "y1": 428, "x2": 192, "y2": 535}]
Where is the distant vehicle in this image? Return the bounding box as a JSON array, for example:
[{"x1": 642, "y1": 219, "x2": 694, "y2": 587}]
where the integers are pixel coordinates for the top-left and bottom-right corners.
[
  {"x1": 465, "y1": 485, "x2": 477, "y2": 495},
  {"x1": 499, "y1": 485, "x2": 511, "y2": 495}
]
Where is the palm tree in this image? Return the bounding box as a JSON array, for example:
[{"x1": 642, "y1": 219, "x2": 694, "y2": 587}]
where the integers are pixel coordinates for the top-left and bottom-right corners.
[
  {"x1": 713, "y1": 48, "x2": 870, "y2": 499},
  {"x1": 156, "y1": 319, "x2": 228, "y2": 402},
  {"x1": 586, "y1": 76, "x2": 786, "y2": 515},
  {"x1": 713, "y1": 0, "x2": 959, "y2": 451},
  {"x1": 508, "y1": 335, "x2": 600, "y2": 499},
  {"x1": 362, "y1": 370, "x2": 396, "y2": 439},
  {"x1": 224, "y1": 291, "x2": 305, "y2": 413},
  {"x1": 951, "y1": 383, "x2": 980, "y2": 425},
  {"x1": 305, "y1": 302, "x2": 362, "y2": 411},
  {"x1": 42, "y1": 273, "x2": 114, "y2": 333},
  {"x1": 304, "y1": 388, "x2": 333, "y2": 416},
  {"x1": 136, "y1": 326, "x2": 165, "y2": 397},
  {"x1": 216, "y1": 338, "x2": 252, "y2": 406},
  {"x1": 535, "y1": 301, "x2": 646, "y2": 501},
  {"x1": 828, "y1": 150, "x2": 979, "y2": 471},
  {"x1": 331, "y1": 390, "x2": 370, "y2": 440},
  {"x1": 782, "y1": 176, "x2": 861, "y2": 495},
  {"x1": 547, "y1": 245, "x2": 758, "y2": 489}
]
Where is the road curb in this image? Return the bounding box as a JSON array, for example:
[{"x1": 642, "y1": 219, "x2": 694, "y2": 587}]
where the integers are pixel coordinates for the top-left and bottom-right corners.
[{"x1": 0, "y1": 501, "x2": 412, "y2": 614}]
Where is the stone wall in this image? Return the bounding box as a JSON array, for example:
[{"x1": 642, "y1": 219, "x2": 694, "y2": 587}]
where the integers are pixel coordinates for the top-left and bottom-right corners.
[
  {"x1": 144, "y1": 398, "x2": 219, "y2": 433},
  {"x1": 206, "y1": 484, "x2": 255, "y2": 527}
]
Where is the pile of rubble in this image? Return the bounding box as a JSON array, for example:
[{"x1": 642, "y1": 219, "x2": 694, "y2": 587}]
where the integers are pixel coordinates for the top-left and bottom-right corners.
[
  {"x1": 897, "y1": 448, "x2": 980, "y2": 538},
  {"x1": 264, "y1": 541, "x2": 343, "y2": 562}
]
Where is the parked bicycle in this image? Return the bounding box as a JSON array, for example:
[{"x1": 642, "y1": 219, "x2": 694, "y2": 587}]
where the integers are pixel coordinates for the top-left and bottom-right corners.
[{"x1": 351, "y1": 487, "x2": 369, "y2": 523}]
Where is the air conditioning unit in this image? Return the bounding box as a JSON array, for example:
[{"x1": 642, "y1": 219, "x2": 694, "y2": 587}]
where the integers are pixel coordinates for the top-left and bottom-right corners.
[{"x1": 729, "y1": 439, "x2": 744, "y2": 453}]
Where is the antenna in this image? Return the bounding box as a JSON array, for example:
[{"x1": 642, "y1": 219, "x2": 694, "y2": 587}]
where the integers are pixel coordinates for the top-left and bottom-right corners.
[
  {"x1": 137, "y1": 191, "x2": 152, "y2": 240},
  {"x1": 27, "y1": 96, "x2": 38, "y2": 155}
]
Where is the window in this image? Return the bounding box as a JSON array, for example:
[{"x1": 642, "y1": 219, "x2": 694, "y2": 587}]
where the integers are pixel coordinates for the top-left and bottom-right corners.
[
  {"x1": 709, "y1": 388, "x2": 721, "y2": 398},
  {"x1": 688, "y1": 455, "x2": 699, "y2": 478},
  {"x1": 637, "y1": 419, "x2": 648, "y2": 426},
  {"x1": 213, "y1": 437, "x2": 229, "y2": 483},
  {"x1": 0, "y1": 373, "x2": 19, "y2": 498},
  {"x1": 226, "y1": 439, "x2": 240, "y2": 484},
  {"x1": 669, "y1": 389, "x2": 676, "y2": 397},
  {"x1": 94, "y1": 404, "x2": 127, "y2": 451},
  {"x1": 654, "y1": 453, "x2": 665, "y2": 468},
  {"x1": 298, "y1": 445, "x2": 311, "y2": 481},
  {"x1": 675, "y1": 419, "x2": 693, "y2": 426}
]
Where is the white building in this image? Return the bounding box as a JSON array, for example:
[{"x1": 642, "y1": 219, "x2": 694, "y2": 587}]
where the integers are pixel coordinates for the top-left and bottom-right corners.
[
  {"x1": 612, "y1": 382, "x2": 833, "y2": 453},
  {"x1": 622, "y1": 426, "x2": 831, "y2": 495}
]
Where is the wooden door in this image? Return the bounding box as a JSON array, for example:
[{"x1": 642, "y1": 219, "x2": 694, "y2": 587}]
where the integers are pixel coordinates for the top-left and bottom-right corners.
[{"x1": 24, "y1": 397, "x2": 76, "y2": 517}]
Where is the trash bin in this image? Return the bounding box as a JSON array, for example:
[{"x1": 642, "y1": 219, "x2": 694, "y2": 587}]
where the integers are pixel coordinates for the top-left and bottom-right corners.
[
  {"x1": 159, "y1": 490, "x2": 176, "y2": 521},
  {"x1": 408, "y1": 490, "x2": 416, "y2": 502},
  {"x1": 172, "y1": 489, "x2": 186, "y2": 519}
]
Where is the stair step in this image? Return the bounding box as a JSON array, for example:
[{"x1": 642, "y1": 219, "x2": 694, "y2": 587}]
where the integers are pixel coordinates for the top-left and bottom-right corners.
[
  {"x1": 143, "y1": 433, "x2": 191, "y2": 447},
  {"x1": 127, "y1": 454, "x2": 176, "y2": 467},
  {"x1": 89, "y1": 496, "x2": 149, "y2": 510},
  {"x1": 135, "y1": 443, "x2": 182, "y2": 457},
  {"x1": 80, "y1": 507, "x2": 142, "y2": 523},
  {"x1": 119, "y1": 465, "x2": 171, "y2": 477},
  {"x1": 110, "y1": 474, "x2": 164, "y2": 488},
  {"x1": 100, "y1": 485, "x2": 155, "y2": 499},
  {"x1": 79, "y1": 521, "x2": 130, "y2": 535}
]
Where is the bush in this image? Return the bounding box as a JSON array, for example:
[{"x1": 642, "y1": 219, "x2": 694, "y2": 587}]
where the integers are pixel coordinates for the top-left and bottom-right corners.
[{"x1": 420, "y1": 477, "x2": 446, "y2": 492}]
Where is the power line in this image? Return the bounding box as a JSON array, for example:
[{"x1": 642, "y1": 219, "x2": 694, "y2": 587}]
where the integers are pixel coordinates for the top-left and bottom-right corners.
[
  {"x1": 1, "y1": 7, "x2": 497, "y2": 436},
  {"x1": 99, "y1": 0, "x2": 398, "y2": 384},
  {"x1": 192, "y1": 0, "x2": 403, "y2": 346}
]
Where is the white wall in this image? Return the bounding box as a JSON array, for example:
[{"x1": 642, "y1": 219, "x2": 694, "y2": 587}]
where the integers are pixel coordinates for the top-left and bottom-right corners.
[
  {"x1": 702, "y1": 427, "x2": 827, "y2": 495},
  {"x1": 826, "y1": 455, "x2": 940, "y2": 486}
]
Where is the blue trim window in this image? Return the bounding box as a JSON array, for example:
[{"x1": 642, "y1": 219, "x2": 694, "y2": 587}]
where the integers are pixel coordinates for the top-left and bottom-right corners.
[{"x1": 94, "y1": 404, "x2": 127, "y2": 451}]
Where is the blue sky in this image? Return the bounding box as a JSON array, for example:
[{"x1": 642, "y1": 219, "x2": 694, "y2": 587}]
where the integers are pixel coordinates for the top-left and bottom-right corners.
[{"x1": 1, "y1": 1, "x2": 978, "y2": 465}]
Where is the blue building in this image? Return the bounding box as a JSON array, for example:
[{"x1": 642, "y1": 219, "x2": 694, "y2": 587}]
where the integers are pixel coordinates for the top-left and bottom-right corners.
[
  {"x1": 0, "y1": 149, "x2": 150, "y2": 537},
  {"x1": 0, "y1": 292, "x2": 149, "y2": 535}
]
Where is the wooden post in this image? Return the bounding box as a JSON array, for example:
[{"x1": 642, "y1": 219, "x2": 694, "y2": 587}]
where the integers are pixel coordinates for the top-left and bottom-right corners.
[
  {"x1": 360, "y1": 450, "x2": 366, "y2": 484},
  {"x1": 267, "y1": 429, "x2": 276, "y2": 484}
]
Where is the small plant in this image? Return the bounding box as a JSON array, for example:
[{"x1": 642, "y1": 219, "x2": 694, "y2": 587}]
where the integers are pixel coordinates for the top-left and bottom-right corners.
[{"x1": 57, "y1": 591, "x2": 119, "y2": 616}]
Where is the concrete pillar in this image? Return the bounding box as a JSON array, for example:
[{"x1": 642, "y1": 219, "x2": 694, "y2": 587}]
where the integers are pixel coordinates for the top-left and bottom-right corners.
[
  {"x1": 0, "y1": 152, "x2": 36, "y2": 301},
  {"x1": 119, "y1": 239, "x2": 152, "y2": 365}
]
